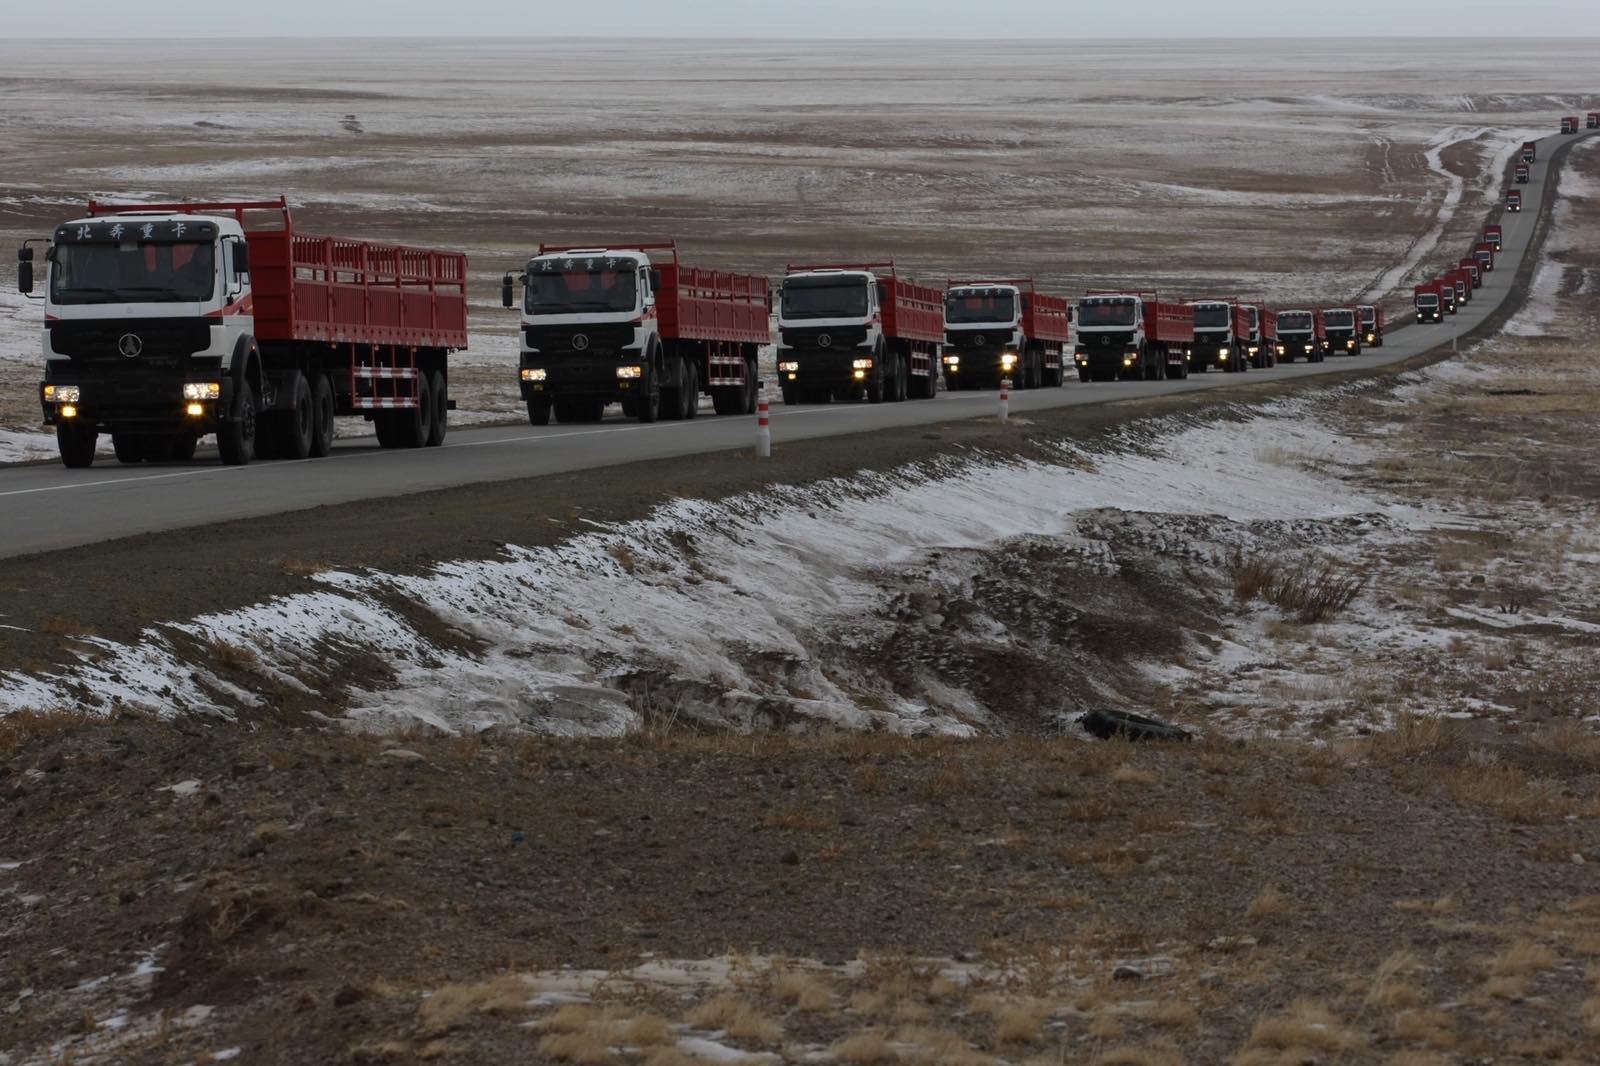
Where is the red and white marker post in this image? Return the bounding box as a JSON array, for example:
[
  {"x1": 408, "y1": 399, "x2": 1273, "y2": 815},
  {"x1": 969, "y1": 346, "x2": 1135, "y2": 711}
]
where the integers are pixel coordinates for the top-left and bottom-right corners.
[
  {"x1": 757, "y1": 387, "x2": 772, "y2": 458},
  {"x1": 999, "y1": 377, "x2": 1011, "y2": 422}
]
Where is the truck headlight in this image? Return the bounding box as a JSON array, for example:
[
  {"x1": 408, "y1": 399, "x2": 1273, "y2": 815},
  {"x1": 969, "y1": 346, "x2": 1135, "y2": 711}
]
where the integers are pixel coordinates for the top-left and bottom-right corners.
[
  {"x1": 778, "y1": 361, "x2": 799, "y2": 372},
  {"x1": 185, "y1": 403, "x2": 206, "y2": 417},
  {"x1": 943, "y1": 355, "x2": 959, "y2": 366},
  {"x1": 521, "y1": 368, "x2": 546, "y2": 382},
  {"x1": 44, "y1": 385, "x2": 81, "y2": 403},
  {"x1": 851, "y1": 358, "x2": 873, "y2": 370},
  {"x1": 60, "y1": 404, "x2": 79, "y2": 419},
  {"x1": 1122, "y1": 356, "x2": 1134, "y2": 367},
  {"x1": 616, "y1": 365, "x2": 642, "y2": 380},
  {"x1": 1000, "y1": 353, "x2": 1017, "y2": 368},
  {"x1": 181, "y1": 382, "x2": 221, "y2": 401}
]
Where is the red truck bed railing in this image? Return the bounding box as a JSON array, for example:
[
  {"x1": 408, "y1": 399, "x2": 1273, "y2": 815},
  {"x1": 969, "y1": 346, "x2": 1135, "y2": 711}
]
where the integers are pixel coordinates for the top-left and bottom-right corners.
[
  {"x1": 86, "y1": 198, "x2": 469, "y2": 350},
  {"x1": 789, "y1": 262, "x2": 944, "y2": 344}
]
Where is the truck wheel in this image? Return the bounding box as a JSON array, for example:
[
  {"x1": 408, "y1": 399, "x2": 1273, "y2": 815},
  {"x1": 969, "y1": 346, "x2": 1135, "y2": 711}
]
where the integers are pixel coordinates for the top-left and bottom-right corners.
[
  {"x1": 426, "y1": 370, "x2": 448, "y2": 446},
  {"x1": 711, "y1": 386, "x2": 740, "y2": 416},
  {"x1": 169, "y1": 433, "x2": 199, "y2": 462},
  {"x1": 891, "y1": 355, "x2": 908, "y2": 402},
  {"x1": 57, "y1": 423, "x2": 97, "y2": 469},
  {"x1": 1077, "y1": 367, "x2": 1091, "y2": 383},
  {"x1": 583, "y1": 398, "x2": 607, "y2": 423},
  {"x1": 217, "y1": 383, "x2": 258, "y2": 466},
  {"x1": 781, "y1": 383, "x2": 798, "y2": 406},
  {"x1": 743, "y1": 359, "x2": 759, "y2": 414},
  {"x1": 310, "y1": 374, "x2": 335, "y2": 458},
  {"x1": 393, "y1": 372, "x2": 432, "y2": 447},
  {"x1": 112, "y1": 433, "x2": 147, "y2": 465},
  {"x1": 681, "y1": 360, "x2": 700, "y2": 419},
  {"x1": 282, "y1": 372, "x2": 314, "y2": 460},
  {"x1": 527, "y1": 398, "x2": 552, "y2": 426},
  {"x1": 373, "y1": 412, "x2": 400, "y2": 448}
]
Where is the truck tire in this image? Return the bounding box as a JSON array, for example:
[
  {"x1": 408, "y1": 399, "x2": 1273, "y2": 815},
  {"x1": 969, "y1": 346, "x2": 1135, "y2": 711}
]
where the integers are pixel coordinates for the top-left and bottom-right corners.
[
  {"x1": 374, "y1": 412, "x2": 401, "y2": 448},
  {"x1": 711, "y1": 386, "x2": 741, "y2": 416},
  {"x1": 426, "y1": 370, "x2": 448, "y2": 446},
  {"x1": 664, "y1": 359, "x2": 698, "y2": 420},
  {"x1": 527, "y1": 397, "x2": 552, "y2": 426},
  {"x1": 217, "y1": 383, "x2": 258, "y2": 466},
  {"x1": 890, "y1": 355, "x2": 908, "y2": 402},
  {"x1": 1078, "y1": 367, "x2": 1091, "y2": 383},
  {"x1": 743, "y1": 358, "x2": 760, "y2": 414},
  {"x1": 781, "y1": 382, "x2": 798, "y2": 406},
  {"x1": 310, "y1": 373, "x2": 335, "y2": 458},
  {"x1": 392, "y1": 372, "x2": 432, "y2": 447},
  {"x1": 281, "y1": 372, "x2": 314, "y2": 460},
  {"x1": 112, "y1": 433, "x2": 147, "y2": 464},
  {"x1": 57, "y1": 423, "x2": 97, "y2": 469},
  {"x1": 169, "y1": 433, "x2": 199, "y2": 462}
]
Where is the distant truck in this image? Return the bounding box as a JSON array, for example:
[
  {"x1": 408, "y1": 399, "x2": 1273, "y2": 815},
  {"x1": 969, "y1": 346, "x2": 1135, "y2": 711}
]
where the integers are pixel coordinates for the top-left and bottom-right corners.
[
  {"x1": 1239, "y1": 303, "x2": 1274, "y2": 367},
  {"x1": 21, "y1": 198, "x2": 467, "y2": 468},
  {"x1": 1074, "y1": 292, "x2": 1196, "y2": 381},
  {"x1": 1589, "y1": 112, "x2": 1600, "y2": 130},
  {"x1": 1516, "y1": 162, "x2": 1531, "y2": 184},
  {"x1": 1440, "y1": 277, "x2": 1458, "y2": 315},
  {"x1": 506, "y1": 242, "x2": 769, "y2": 425},
  {"x1": 1186, "y1": 298, "x2": 1253, "y2": 373},
  {"x1": 1473, "y1": 241, "x2": 1496, "y2": 273},
  {"x1": 1319, "y1": 307, "x2": 1362, "y2": 356},
  {"x1": 942, "y1": 278, "x2": 1070, "y2": 389},
  {"x1": 777, "y1": 262, "x2": 942, "y2": 404},
  {"x1": 1357, "y1": 304, "x2": 1386, "y2": 348},
  {"x1": 1446, "y1": 269, "x2": 1470, "y2": 308},
  {"x1": 1521, "y1": 141, "x2": 1537, "y2": 164},
  {"x1": 1507, "y1": 188, "x2": 1523, "y2": 212},
  {"x1": 1274, "y1": 309, "x2": 1324, "y2": 362},
  {"x1": 1484, "y1": 224, "x2": 1504, "y2": 252},
  {"x1": 1414, "y1": 282, "x2": 1444, "y2": 324},
  {"x1": 1459, "y1": 258, "x2": 1482, "y2": 288},
  {"x1": 1561, "y1": 116, "x2": 1580, "y2": 134}
]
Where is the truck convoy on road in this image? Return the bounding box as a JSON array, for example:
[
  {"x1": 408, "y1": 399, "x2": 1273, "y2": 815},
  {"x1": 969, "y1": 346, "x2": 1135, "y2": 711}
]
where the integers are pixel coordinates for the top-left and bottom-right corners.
[
  {"x1": 505, "y1": 243, "x2": 769, "y2": 425},
  {"x1": 1561, "y1": 116, "x2": 1580, "y2": 135},
  {"x1": 22, "y1": 198, "x2": 467, "y2": 468},
  {"x1": 1074, "y1": 292, "x2": 1195, "y2": 381},
  {"x1": 942, "y1": 279, "x2": 1071, "y2": 389},
  {"x1": 11, "y1": 125, "x2": 1592, "y2": 467},
  {"x1": 777, "y1": 262, "x2": 943, "y2": 404}
]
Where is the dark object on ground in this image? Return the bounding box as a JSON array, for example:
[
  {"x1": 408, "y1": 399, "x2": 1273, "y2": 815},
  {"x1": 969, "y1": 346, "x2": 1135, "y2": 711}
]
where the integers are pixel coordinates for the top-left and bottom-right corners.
[{"x1": 1078, "y1": 709, "x2": 1192, "y2": 742}]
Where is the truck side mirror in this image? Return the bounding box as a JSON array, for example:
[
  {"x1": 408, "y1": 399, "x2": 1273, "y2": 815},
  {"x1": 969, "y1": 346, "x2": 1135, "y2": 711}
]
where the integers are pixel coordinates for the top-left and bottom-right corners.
[
  {"x1": 231, "y1": 242, "x2": 250, "y2": 277},
  {"x1": 17, "y1": 247, "x2": 33, "y2": 295},
  {"x1": 650, "y1": 269, "x2": 662, "y2": 293},
  {"x1": 501, "y1": 273, "x2": 515, "y2": 309}
]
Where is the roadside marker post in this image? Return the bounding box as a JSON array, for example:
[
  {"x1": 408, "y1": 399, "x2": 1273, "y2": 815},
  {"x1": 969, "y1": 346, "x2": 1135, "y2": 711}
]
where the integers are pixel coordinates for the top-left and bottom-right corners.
[
  {"x1": 757, "y1": 387, "x2": 772, "y2": 458},
  {"x1": 999, "y1": 378, "x2": 1011, "y2": 422}
]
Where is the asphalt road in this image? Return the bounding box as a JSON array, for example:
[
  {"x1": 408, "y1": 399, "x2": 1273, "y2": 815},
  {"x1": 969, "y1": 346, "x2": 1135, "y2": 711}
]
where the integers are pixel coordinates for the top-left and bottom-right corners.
[{"x1": 0, "y1": 131, "x2": 1591, "y2": 560}]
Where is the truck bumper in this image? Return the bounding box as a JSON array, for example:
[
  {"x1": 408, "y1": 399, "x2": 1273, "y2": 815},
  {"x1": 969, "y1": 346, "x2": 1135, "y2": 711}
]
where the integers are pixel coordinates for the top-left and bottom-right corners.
[
  {"x1": 1073, "y1": 348, "x2": 1140, "y2": 378},
  {"x1": 519, "y1": 353, "x2": 645, "y2": 404},
  {"x1": 941, "y1": 349, "x2": 1019, "y2": 386},
  {"x1": 38, "y1": 373, "x2": 232, "y2": 434},
  {"x1": 776, "y1": 349, "x2": 876, "y2": 391}
]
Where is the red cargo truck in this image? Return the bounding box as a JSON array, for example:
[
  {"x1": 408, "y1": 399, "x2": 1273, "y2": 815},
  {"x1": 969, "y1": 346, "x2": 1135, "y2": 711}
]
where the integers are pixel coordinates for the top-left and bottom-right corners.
[
  {"x1": 1357, "y1": 303, "x2": 1386, "y2": 347},
  {"x1": 777, "y1": 262, "x2": 942, "y2": 404},
  {"x1": 1185, "y1": 297, "x2": 1255, "y2": 373},
  {"x1": 1589, "y1": 113, "x2": 1600, "y2": 130},
  {"x1": 1521, "y1": 141, "x2": 1537, "y2": 164},
  {"x1": 942, "y1": 278, "x2": 1071, "y2": 389},
  {"x1": 1446, "y1": 269, "x2": 1470, "y2": 308},
  {"x1": 1515, "y1": 163, "x2": 1531, "y2": 184},
  {"x1": 1561, "y1": 116, "x2": 1580, "y2": 134},
  {"x1": 1507, "y1": 188, "x2": 1523, "y2": 212},
  {"x1": 1459, "y1": 258, "x2": 1482, "y2": 288},
  {"x1": 25, "y1": 197, "x2": 467, "y2": 467},
  {"x1": 1473, "y1": 242, "x2": 1496, "y2": 272},
  {"x1": 1484, "y1": 224, "x2": 1504, "y2": 252},
  {"x1": 1074, "y1": 291, "x2": 1195, "y2": 381},
  {"x1": 1257, "y1": 307, "x2": 1279, "y2": 365},
  {"x1": 1273, "y1": 308, "x2": 1324, "y2": 362},
  {"x1": 507, "y1": 242, "x2": 770, "y2": 424},
  {"x1": 1441, "y1": 277, "x2": 1458, "y2": 314},
  {"x1": 1319, "y1": 307, "x2": 1361, "y2": 356},
  {"x1": 1414, "y1": 282, "x2": 1444, "y2": 324}
]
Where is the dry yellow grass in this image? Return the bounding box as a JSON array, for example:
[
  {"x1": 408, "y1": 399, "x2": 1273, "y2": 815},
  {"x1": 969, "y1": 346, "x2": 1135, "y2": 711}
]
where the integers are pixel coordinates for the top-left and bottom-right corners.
[
  {"x1": 1112, "y1": 765, "x2": 1157, "y2": 786},
  {"x1": 1489, "y1": 939, "x2": 1558, "y2": 976},
  {"x1": 993, "y1": 1000, "x2": 1050, "y2": 1044},
  {"x1": 687, "y1": 995, "x2": 782, "y2": 1043},
  {"x1": 1149, "y1": 1000, "x2": 1199, "y2": 1029},
  {"x1": 1366, "y1": 951, "x2": 1423, "y2": 1008},
  {"x1": 772, "y1": 969, "x2": 834, "y2": 1011},
  {"x1": 1098, "y1": 1047, "x2": 1182, "y2": 1066},
  {"x1": 833, "y1": 1029, "x2": 898, "y2": 1064},
  {"x1": 1088, "y1": 1014, "x2": 1125, "y2": 1040},
  {"x1": 1393, "y1": 1009, "x2": 1456, "y2": 1049},
  {"x1": 1245, "y1": 999, "x2": 1363, "y2": 1054},
  {"x1": 896, "y1": 1026, "x2": 995, "y2": 1065},
  {"x1": 1483, "y1": 975, "x2": 1525, "y2": 1000},
  {"x1": 537, "y1": 1031, "x2": 611, "y2": 1064},
  {"x1": 1581, "y1": 995, "x2": 1600, "y2": 1033},
  {"x1": 419, "y1": 974, "x2": 531, "y2": 1035},
  {"x1": 1247, "y1": 886, "x2": 1289, "y2": 918}
]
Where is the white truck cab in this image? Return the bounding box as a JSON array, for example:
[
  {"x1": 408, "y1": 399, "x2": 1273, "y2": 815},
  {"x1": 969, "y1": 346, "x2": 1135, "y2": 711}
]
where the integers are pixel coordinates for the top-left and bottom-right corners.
[{"x1": 943, "y1": 282, "x2": 1024, "y2": 380}]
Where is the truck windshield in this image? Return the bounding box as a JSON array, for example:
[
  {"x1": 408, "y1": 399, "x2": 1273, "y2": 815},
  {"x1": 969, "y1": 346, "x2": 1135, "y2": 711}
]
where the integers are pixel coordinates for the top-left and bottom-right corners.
[
  {"x1": 1416, "y1": 294, "x2": 1439, "y2": 306},
  {"x1": 1278, "y1": 312, "x2": 1312, "y2": 330},
  {"x1": 49, "y1": 242, "x2": 214, "y2": 304},
  {"x1": 526, "y1": 267, "x2": 637, "y2": 315},
  {"x1": 945, "y1": 292, "x2": 1015, "y2": 324},
  {"x1": 1360, "y1": 308, "x2": 1376, "y2": 326},
  {"x1": 1324, "y1": 311, "x2": 1353, "y2": 328},
  {"x1": 1078, "y1": 300, "x2": 1136, "y2": 327},
  {"x1": 1192, "y1": 306, "x2": 1229, "y2": 328},
  {"x1": 782, "y1": 277, "x2": 868, "y2": 320}
]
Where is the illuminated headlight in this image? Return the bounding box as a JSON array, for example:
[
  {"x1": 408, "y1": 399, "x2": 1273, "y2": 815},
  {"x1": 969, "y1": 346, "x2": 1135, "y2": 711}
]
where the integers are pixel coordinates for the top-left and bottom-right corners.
[
  {"x1": 1275, "y1": 345, "x2": 1285, "y2": 354},
  {"x1": 60, "y1": 404, "x2": 79, "y2": 419},
  {"x1": 521, "y1": 368, "x2": 547, "y2": 382},
  {"x1": 853, "y1": 369, "x2": 866, "y2": 380},
  {"x1": 778, "y1": 361, "x2": 799, "y2": 372},
  {"x1": 851, "y1": 358, "x2": 874, "y2": 370},
  {"x1": 1122, "y1": 357, "x2": 1134, "y2": 367},
  {"x1": 44, "y1": 385, "x2": 81, "y2": 403},
  {"x1": 1219, "y1": 347, "x2": 1230, "y2": 356},
  {"x1": 181, "y1": 382, "x2": 221, "y2": 401},
  {"x1": 999, "y1": 353, "x2": 1017, "y2": 368},
  {"x1": 616, "y1": 365, "x2": 643, "y2": 380},
  {"x1": 1218, "y1": 352, "x2": 1229, "y2": 361},
  {"x1": 786, "y1": 373, "x2": 797, "y2": 380},
  {"x1": 943, "y1": 355, "x2": 960, "y2": 366},
  {"x1": 185, "y1": 403, "x2": 205, "y2": 417}
]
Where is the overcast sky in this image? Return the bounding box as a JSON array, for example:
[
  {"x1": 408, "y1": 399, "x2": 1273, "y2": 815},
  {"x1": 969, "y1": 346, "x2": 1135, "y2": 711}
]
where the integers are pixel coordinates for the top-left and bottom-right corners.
[{"x1": 9, "y1": 0, "x2": 1600, "y2": 38}]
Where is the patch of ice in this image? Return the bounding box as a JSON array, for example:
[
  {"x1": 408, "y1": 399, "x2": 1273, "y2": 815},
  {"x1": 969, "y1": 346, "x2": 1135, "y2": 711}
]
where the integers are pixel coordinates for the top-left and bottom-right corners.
[
  {"x1": 674, "y1": 1037, "x2": 781, "y2": 1064},
  {"x1": 157, "y1": 779, "x2": 202, "y2": 798}
]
